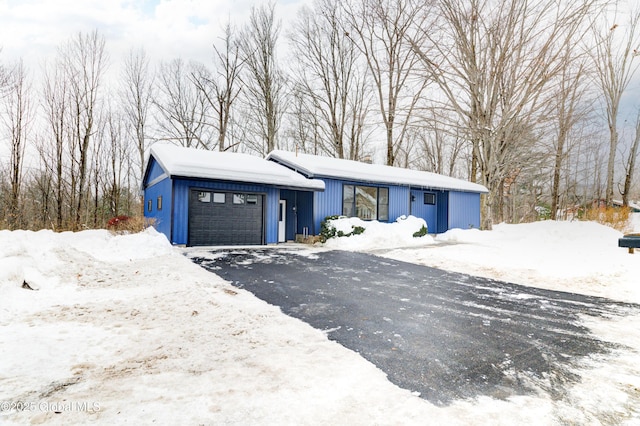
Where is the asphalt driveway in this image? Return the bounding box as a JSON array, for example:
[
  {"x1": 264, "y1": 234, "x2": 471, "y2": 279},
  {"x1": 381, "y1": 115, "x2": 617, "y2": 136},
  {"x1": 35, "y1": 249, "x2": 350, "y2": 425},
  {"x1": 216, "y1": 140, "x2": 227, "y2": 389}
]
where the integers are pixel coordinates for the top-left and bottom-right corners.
[{"x1": 191, "y1": 248, "x2": 639, "y2": 406}]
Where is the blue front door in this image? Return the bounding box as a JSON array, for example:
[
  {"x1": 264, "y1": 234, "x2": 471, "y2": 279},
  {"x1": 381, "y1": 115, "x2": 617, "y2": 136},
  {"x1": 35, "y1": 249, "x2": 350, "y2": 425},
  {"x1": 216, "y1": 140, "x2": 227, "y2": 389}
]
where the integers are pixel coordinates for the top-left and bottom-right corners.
[{"x1": 410, "y1": 189, "x2": 437, "y2": 233}]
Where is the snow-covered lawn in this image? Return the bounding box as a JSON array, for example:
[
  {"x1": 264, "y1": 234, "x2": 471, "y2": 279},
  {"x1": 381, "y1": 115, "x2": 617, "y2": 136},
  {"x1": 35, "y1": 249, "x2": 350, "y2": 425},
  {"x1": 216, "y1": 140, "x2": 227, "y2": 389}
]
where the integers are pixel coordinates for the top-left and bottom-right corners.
[
  {"x1": 1, "y1": 218, "x2": 640, "y2": 425},
  {"x1": 325, "y1": 215, "x2": 640, "y2": 304}
]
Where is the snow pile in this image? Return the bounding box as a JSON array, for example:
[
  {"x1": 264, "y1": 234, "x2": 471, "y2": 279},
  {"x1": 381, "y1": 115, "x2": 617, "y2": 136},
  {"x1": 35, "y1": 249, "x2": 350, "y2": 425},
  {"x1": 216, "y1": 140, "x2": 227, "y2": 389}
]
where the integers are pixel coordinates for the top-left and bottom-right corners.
[
  {"x1": 0, "y1": 228, "x2": 173, "y2": 292},
  {"x1": 323, "y1": 215, "x2": 435, "y2": 250},
  {"x1": 0, "y1": 228, "x2": 447, "y2": 425},
  {"x1": 2, "y1": 220, "x2": 640, "y2": 424},
  {"x1": 320, "y1": 215, "x2": 640, "y2": 303},
  {"x1": 57, "y1": 227, "x2": 175, "y2": 262},
  {"x1": 382, "y1": 219, "x2": 640, "y2": 304}
]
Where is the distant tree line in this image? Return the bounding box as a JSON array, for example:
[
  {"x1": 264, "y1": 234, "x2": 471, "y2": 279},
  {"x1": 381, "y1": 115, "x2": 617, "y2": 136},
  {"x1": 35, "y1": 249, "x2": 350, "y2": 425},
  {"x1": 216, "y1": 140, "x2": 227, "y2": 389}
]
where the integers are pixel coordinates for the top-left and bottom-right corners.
[{"x1": 1, "y1": 0, "x2": 640, "y2": 231}]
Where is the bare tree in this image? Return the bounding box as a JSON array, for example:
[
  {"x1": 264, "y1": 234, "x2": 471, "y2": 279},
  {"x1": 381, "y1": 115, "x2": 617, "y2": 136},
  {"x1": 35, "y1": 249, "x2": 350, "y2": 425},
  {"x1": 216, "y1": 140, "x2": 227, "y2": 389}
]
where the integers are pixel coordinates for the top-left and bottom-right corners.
[
  {"x1": 411, "y1": 0, "x2": 598, "y2": 229},
  {"x1": 550, "y1": 50, "x2": 590, "y2": 220},
  {"x1": 285, "y1": 83, "x2": 322, "y2": 154},
  {"x1": 239, "y1": 2, "x2": 287, "y2": 155},
  {"x1": 191, "y1": 22, "x2": 243, "y2": 152},
  {"x1": 42, "y1": 58, "x2": 70, "y2": 229},
  {"x1": 412, "y1": 110, "x2": 466, "y2": 177},
  {"x1": 343, "y1": 0, "x2": 430, "y2": 166},
  {"x1": 590, "y1": 2, "x2": 640, "y2": 206},
  {"x1": 121, "y1": 48, "x2": 153, "y2": 183},
  {"x1": 0, "y1": 59, "x2": 32, "y2": 229},
  {"x1": 621, "y1": 109, "x2": 640, "y2": 206},
  {"x1": 289, "y1": 0, "x2": 371, "y2": 160},
  {"x1": 61, "y1": 30, "x2": 108, "y2": 230},
  {"x1": 154, "y1": 58, "x2": 211, "y2": 149}
]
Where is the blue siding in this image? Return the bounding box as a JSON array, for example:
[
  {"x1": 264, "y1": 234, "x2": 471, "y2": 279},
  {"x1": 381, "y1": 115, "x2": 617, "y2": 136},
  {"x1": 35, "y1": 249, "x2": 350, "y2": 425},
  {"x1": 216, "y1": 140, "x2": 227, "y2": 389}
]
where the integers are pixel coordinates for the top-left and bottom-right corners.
[
  {"x1": 410, "y1": 189, "x2": 438, "y2": 233},
  {"x1": 448, "y1": 191, "x2": 481, "y2": 229},
  {"x1": 313, "y1": 178, "x2": 344, "y2": 233},
  {"x1": 388, "y1": 186, "x2": 410, "y2": 221},
  {"x1": 172, "y1": 179, "x2": 280, "y2": 245},
  {"x1": 144, "y1": 176, "x2": 173, "y2": 241},
  {"x1": 145, "y1": 157, "x2": 166, "y2": 184}
]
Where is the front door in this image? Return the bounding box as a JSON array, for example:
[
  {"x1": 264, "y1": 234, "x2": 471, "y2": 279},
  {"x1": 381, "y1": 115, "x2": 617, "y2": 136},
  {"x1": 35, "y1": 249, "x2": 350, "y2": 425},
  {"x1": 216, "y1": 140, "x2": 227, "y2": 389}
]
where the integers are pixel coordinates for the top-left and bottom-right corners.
[{"x1": 278, "y1": 199, "x2": 286, "y2": 242}]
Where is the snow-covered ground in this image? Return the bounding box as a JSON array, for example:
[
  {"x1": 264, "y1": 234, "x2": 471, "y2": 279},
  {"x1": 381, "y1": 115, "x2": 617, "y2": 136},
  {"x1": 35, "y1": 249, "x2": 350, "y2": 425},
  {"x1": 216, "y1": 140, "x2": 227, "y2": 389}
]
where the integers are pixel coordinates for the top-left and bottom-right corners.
[
  {"x1": 1, "y1": 218, "x2": 640, "y2": 425},
  {"x1": 325, "y1": 214, "x2": 640, "y2": 304}
]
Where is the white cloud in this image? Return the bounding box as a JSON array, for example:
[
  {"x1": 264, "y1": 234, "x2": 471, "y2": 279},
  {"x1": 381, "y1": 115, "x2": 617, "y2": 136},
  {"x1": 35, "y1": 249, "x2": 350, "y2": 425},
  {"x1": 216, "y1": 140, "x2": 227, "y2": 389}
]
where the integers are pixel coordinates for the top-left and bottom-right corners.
[{"x1": 0, "y1": 0, "x2": 310, "y2": 74}]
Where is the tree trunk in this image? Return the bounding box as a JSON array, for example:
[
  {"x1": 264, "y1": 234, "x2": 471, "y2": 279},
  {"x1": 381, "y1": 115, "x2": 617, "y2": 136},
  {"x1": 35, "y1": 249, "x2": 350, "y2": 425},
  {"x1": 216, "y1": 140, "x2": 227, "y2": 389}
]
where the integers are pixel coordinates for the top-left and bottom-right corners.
[
  {"x1": 550, "y1": 127, "x2": 567, "y2": 220},
  {"x1": 622, "y1": 115, "x2": 640, "y2": 206}
]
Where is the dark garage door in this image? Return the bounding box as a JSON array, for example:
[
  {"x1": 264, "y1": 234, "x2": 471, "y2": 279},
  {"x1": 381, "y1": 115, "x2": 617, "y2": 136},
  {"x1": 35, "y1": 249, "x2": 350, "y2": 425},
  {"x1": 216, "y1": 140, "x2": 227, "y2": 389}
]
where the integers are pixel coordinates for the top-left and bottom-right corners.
[{"x1": 188, "y1": 190, "x2": 264, "y2": 246}]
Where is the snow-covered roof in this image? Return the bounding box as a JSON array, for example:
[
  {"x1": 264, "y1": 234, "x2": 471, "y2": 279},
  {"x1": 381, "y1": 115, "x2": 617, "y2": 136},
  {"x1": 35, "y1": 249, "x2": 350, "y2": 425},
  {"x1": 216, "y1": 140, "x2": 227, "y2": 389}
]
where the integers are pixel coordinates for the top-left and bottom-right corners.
[
  {"x1": 147, "y1": 144, "x2": 325, "y2": 191},
  {"x1": 267, "y1": 150, "x2": 488, "y2": 193}
]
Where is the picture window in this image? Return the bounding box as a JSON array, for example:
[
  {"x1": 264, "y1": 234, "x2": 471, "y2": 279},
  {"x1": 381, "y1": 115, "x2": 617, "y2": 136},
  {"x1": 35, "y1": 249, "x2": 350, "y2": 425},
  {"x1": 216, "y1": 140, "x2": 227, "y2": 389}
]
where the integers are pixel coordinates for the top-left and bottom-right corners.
[{"x1": 342, "y1": 184, "x2": 389, "y2": 221}]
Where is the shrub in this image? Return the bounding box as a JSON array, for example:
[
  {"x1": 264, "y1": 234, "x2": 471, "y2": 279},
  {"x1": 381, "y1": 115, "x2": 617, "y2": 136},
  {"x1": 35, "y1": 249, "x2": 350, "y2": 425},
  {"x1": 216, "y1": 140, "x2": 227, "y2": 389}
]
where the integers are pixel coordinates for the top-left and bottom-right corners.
[
  {"x1": 413, "y1": 225, "x2": 428, "y2": 238},
  {"x1": 581, "y1": 205, "x2": 631, "y2": 232},
  {"x1": 107, "y1": 215, "x2": 156, "y2": 234},
  {"x1": 352, "y1": 226, "x2": 365, "y2": 235},
  {"x1": 319, "y1": 215, "x2": 366, "y2": 242},
  {"x1": 320, "y1": 215, "x2": 341, "y2": 242}
]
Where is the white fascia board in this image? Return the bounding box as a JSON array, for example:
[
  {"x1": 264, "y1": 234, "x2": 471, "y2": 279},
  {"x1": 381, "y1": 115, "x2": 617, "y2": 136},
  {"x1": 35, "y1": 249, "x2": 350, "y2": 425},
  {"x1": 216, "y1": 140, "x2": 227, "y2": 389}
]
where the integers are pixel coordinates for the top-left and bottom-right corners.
[{"x1": 267, "y1": 150, "x2": 488, "y2": 193}]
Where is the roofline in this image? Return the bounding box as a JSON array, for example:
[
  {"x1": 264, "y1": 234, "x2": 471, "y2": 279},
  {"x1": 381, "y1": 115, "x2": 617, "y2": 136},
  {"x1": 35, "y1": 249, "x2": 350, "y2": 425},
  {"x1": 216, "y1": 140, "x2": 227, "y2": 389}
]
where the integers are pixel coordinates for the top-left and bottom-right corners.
[
  {"x1": 267, "y1": 156, "x2": 315, "y2": 179},
  {"x1": 170, "y1": 174, "x2": 324, "y2": 192},
  {"x1": 267, "y1": 151, "x2": 489, "y2": 194}
]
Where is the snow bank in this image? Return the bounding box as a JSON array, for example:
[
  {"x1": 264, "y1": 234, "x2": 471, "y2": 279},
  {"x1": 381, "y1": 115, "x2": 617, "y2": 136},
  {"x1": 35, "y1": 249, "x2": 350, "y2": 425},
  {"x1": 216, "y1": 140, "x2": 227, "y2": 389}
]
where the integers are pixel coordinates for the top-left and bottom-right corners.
[
  {"x1": 57, "y1": 227, "x2": 174, "y2": 262},
  {"x1": 2, "y1": 219, "x2": 640, "y2": 424},
  {"x1": 384, "y1": 219, "x2": 640, "y2": 304},
  {"x1": 0, "y1": 228, "x2": 446, "y2": 425},
  {"x1": 0, "y1": 228, "x2": 173, "y2": 292},
  {"x1": 319, "y1": 215, "x2": 640, "y2": 303},
  {"x1": 323, "y1": 215, "x2": 435, "y2": 250}
]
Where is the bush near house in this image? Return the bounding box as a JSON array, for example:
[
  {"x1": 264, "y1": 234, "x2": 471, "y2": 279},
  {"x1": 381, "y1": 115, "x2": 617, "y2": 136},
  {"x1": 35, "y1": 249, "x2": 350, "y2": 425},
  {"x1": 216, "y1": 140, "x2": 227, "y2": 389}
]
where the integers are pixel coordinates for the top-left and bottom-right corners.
[
  {"x1": 320, "y1": 215, "x2": 365, "y2": 242},
  {"x1": 413, "y1": 225, "x2": 428, "y2": 238}
]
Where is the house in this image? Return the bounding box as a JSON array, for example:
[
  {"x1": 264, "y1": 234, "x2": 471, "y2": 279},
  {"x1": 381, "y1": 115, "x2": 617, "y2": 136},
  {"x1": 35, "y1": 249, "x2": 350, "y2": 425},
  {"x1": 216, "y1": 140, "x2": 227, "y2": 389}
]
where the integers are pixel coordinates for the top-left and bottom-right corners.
[
  {"x1": 143, "y1": 145, "x2": 488, "y2": 246},
  {"x1": 267, "y1": 150, "x2": 488, "y2": 237},
  {"x1": 142, "y1": 144, "x2": 324, "y2": 246}
]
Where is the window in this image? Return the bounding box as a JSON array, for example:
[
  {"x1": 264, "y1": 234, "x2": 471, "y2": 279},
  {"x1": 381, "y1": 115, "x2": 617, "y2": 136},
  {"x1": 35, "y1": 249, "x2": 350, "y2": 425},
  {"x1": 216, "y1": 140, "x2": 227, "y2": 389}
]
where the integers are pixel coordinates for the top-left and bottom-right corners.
[
  {"x1": 147, "y1": 199, "x2": 152, "y2": 212},
  {"x1": 378, "y1": 188, "x2": 389, "y2": 221},
  {"x1": 342, "y1": 184, "x2": 389, "y2": 221},
  {"x1": 157, "y1": 196, "x2": 163, "y2": 210},
  {"x1": 213, "y1": 193, "x2": 225, "y2": 203},
  {"x1": 356, "y1": 186, "x2": 377, "y2": 219},
  {"x1": 424, "y1": 193, "x2": 436, "y2": 205},
  {"x1": 198, "y1": 192, "x2": 211, "y2": 203},
  {"x1": 342, "y1": 185, "x2": 355, "y2": 216},
  {"x1": 246, "y1": 194, "x2": 258, "y2": 205},
  {"x1": 233, "y1": 194, "x2": 245, "y2": 204}
]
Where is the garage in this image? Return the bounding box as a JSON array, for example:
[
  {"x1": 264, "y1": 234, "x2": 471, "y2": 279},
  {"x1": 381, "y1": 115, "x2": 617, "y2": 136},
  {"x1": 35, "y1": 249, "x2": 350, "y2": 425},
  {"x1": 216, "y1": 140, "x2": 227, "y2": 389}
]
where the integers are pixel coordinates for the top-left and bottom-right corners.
[
  {"x1": 188, "y1": 190, "x2": 264, "y2": 246},
  {"x1": 142, "y1": 145, "x2": 338, "y2": 246}
]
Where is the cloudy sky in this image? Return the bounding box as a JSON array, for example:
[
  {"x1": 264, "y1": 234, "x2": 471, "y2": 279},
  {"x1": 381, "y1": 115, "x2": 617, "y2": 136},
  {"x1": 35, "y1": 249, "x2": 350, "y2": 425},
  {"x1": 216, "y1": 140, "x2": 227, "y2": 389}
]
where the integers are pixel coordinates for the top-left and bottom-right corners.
[
  {"x1": 0, "y1": 0, "x2": 310, "y2": 71},
  {"x1": 1, "y1": 0, "x2": 638, "y2": 127}
]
